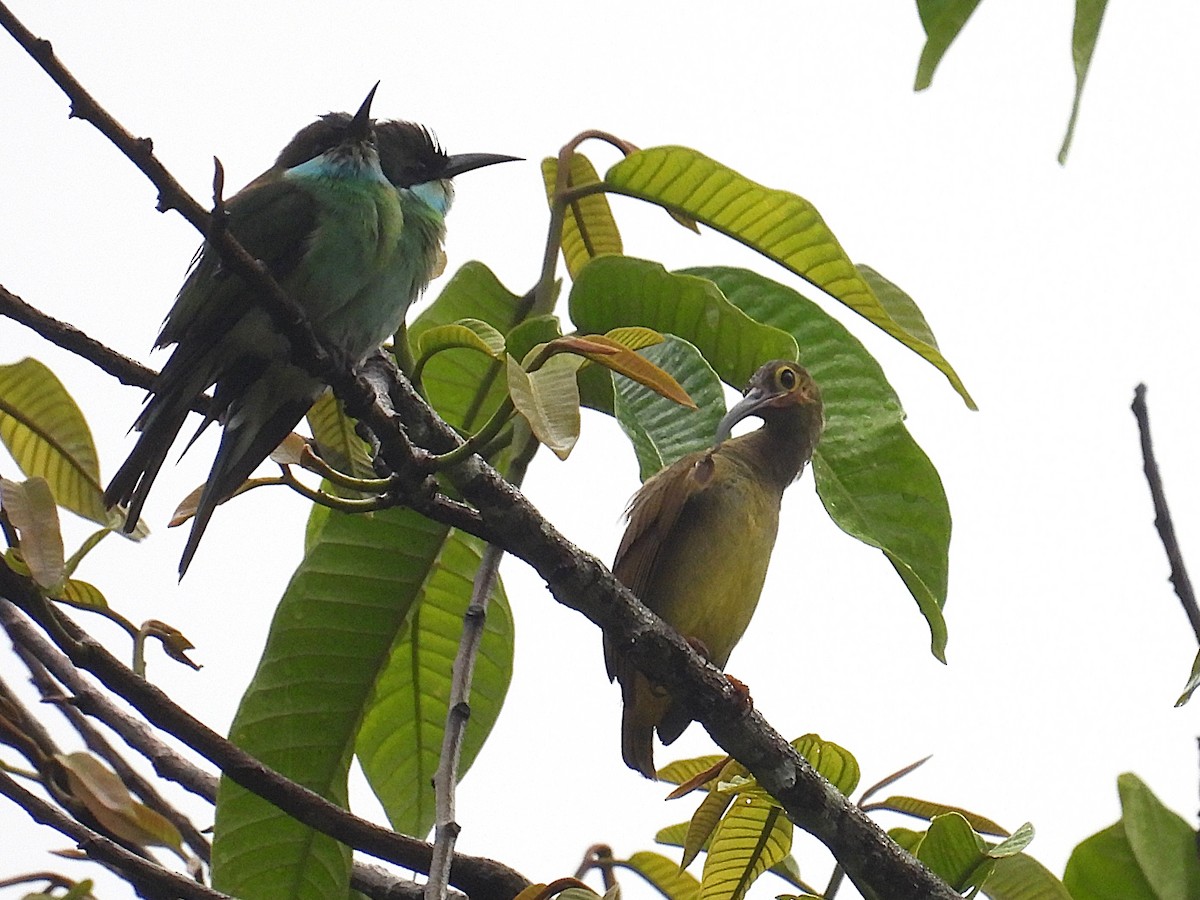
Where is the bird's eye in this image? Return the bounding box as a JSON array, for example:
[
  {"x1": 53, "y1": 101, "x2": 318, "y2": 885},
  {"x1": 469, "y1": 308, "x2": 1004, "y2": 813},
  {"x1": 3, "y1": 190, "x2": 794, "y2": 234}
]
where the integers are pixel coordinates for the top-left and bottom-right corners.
[{"x1": 777, "y1": 366, "x2": 797, "y2": 391}]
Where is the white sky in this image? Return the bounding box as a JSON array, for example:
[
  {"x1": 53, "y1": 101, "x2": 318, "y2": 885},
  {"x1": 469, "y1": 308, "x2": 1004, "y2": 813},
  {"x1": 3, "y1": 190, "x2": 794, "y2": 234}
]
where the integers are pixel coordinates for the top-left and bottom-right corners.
[{"x1": 2, "y1": 2, "x2": 1200, "y2": 897}]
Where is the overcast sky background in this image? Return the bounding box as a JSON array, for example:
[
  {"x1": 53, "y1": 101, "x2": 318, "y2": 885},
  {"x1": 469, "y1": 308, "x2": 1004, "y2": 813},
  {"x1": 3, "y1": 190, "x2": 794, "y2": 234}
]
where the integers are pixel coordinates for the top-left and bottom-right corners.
[{"x1": 3, "y1": 2, "x2": 1200, "y2": 897}]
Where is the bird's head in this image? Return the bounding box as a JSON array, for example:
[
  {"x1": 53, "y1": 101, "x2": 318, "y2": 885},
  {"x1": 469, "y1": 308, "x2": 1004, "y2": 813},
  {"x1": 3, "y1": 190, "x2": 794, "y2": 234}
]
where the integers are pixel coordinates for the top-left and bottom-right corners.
[
  {"x1": 269, "y1": 86, "x2": 518, "y2": 208},
  {"x1": 715, "y1": 360, "x2": 824, "y2": 447}
]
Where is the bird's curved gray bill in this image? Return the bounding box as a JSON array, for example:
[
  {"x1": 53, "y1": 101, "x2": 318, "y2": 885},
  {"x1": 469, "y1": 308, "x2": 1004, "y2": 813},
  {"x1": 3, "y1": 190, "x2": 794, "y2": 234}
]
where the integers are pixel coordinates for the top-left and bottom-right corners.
[{"x1": 715, "y1": 387, "x2": 769, "y2": 445}]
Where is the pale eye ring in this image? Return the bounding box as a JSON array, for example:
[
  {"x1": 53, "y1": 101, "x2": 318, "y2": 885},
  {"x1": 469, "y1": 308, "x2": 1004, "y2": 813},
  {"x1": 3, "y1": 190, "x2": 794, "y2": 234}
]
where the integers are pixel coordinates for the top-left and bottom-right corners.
[{"x1": 778, "y1": 366, "x2": 797, "y2": 390}]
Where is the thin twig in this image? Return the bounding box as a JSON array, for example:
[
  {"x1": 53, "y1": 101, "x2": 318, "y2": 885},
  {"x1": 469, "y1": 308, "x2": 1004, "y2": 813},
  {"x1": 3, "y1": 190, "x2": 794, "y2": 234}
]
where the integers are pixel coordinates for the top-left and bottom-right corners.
[
  {"x1": 427, "y1": 433, "x2": 540, "y2": 900},
  {"x1": 1132, "y1": 384, "x2": 1200, "y2": 642}
]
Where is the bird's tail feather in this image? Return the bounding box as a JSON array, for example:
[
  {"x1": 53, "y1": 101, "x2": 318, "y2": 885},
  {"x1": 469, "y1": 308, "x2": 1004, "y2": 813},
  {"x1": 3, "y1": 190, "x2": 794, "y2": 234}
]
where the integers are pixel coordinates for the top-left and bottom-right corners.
[
  {"x1": 620, "y1": 671, "x2": 670, "y2": 779},
  {"x1": 177, "y1": 385, "x2": 317, "y2": 577},
  {"x1": 104, "y1": 357, "x2": 214, "y2": 530}
]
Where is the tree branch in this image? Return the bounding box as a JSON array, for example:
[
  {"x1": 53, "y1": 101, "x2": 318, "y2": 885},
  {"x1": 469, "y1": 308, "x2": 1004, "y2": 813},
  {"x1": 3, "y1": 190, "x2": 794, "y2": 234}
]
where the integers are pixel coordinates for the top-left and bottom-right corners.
[{"x1": 1132, "y1": 384, "x2": 1200, "y2": 643}]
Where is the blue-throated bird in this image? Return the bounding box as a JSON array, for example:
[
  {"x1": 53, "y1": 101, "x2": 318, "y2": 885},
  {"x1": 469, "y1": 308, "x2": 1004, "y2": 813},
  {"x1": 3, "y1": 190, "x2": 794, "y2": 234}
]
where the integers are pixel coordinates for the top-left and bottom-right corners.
[
  {"x1": 104, "y1": 86, "x2": 517, "y2": 575},
  {"x1": 604, "y1": 360, "x2": 824, "y2": 778}
]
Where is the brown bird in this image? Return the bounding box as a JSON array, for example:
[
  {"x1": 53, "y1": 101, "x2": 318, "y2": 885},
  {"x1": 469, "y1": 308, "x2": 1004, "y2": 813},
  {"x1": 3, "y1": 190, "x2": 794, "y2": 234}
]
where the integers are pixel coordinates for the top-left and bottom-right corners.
[{"x1": 605, "y1": 359, "x2": 824, "y2": 778}]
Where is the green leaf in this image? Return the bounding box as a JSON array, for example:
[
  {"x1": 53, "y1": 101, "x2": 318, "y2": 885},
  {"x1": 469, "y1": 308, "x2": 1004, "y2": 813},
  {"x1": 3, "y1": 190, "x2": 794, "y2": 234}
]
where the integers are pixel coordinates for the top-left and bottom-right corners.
[
  {"x1": 1, "y1": 476, "x2": 65, "y2": 590},
  {"x1": 416, "y1": 318, "x2": 507, "y2": 362},
  {"x1": 692, "y1": 266, "x2": 951, "y2": 660},
  {"x1": 212, "y1": 508, "x2": 512, "y2": 897},
  {"x1": 1059, "y1": 0, "x2": 1109, "y2": 165},
  {"x1": 506, "y1": 316, "x2": 564, "y2": 369},
  {"x1": 870, "y1": 795, "x2": 1008, "y2": 837},
  {"x1": 0, "y1": 358, "x2": 118, "y2": 528},
  {"x1": 982, "y1": 852, "x2": 1073, "y2": 900},
  {"x1": 1176, "y1": 645, "x2": 1200, "y2": 706},
  {"x1": 914, "y1": 0, "x2": 984, "y2": 90},
  {"x1": 613, "y1": 337, "x2": 725, "y2": 481},
  {"x1": 355, "y1": 529, "x2": 512, "y2": 837},
  {"x1": 569, "y1": 256, "x2": 798, "y2": 389},
  {"x1": 604, "y1": 148, "x2": 973, "y2": 406},
  {"x1": 410, "y1": 262, "x2": 525, "y2": 433},
  {"x1": 988, "y1": 823, "x2": 1035, "y2": 858},
  {"x1": 506, "y1": 353, "x2": 583, "y2": 459},
  {"x1": 701, "y1": 796, "x2": 792, "y2": 900},
  {"x1": 621, "y1": 851, "x2": 700, "y2": 900},
  {"x1": 917, "y1": 813, "x2": 988, "y2": 891},
  {"x1": 305, "y1": 391, "x2": 374, "y2": 481},
  {"x1": 1063, "y1": 823, "x2": 1157, "y2": 900},
  {"x1": 1117, "y1": 772, "x2": 1200, "y2": 900},
  {"x1": 655, "y1": 821, "x2": 693, "y2": 848},
  {"x1": 684, "y1": 787, "x2": 736, "y2": 870},
  {"x1": 790, "y1": 734, "x2": 860, "y2": 796},
  {"x1": 543, "y1": 152, "x2": 622, "y2": 278}
]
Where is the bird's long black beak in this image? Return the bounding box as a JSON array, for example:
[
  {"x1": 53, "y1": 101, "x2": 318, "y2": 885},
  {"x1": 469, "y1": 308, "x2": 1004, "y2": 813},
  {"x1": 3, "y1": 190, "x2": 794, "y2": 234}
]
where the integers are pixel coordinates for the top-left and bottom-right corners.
[
  {"x1": 441, "y1": 152, "x2": 522, "y2": 179},
  {"x1": 715, "y1": 386, "x2": 770, "y2": 445},
  {"x1": 349, "y1": 82, "x2": 380, "y2": 139}
]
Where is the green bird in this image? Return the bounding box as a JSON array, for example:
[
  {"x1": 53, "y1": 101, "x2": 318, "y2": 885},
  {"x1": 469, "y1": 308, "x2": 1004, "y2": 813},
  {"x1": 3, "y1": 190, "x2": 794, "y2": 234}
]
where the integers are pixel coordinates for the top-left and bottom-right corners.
[
  {"x1": 104, "y1": 85, "x2": 517, "y2": 575},
  {"x1": 605, "y1": 360, "x2": 825, "y2": 778}
]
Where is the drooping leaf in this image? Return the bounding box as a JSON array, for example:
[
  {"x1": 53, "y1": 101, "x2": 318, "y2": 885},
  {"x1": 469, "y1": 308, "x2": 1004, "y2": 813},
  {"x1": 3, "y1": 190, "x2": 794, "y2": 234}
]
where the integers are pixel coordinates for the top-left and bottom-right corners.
[
  {"x1": 604, "y1": 149, "x2": 974, "y2": 406},
  {"x1": 0, "y1": 476, "x2": 65, "y2": 589},
  {"x1": 542, "y1": 152, "x2": 622, "y2": 278},
  {"x1": 507, "y1": 353, "x2": 583, "y2": 460},
  {"x1": 355, "y1": 529, "x2": 513, "y2": 838},
  {"x1": 0, "y1": 358, "x2": 119, "y2": 528},
  {"x1": 914, "y1": 0, "x2": 985, "y2": 90},
  {"x1": 693, "y1": 266, "x2": 952, "y2": 660},
  {"x1": 701, "y1": 796, "x2": 792, "y2": 900},
  {"x1": 569, "y1": 256, "x2": 798, "y2": 389},
  {"x1": 1059, "y1": 0, "x2": 1109, "y2": 164},
  {"x1": 612, "y1": 337, "x2": 725, "y2": 481}
]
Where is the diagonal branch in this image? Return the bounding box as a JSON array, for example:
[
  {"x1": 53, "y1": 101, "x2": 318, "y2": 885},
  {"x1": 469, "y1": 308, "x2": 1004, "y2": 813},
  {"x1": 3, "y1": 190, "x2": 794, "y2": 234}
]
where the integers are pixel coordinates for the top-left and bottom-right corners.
[{"x1": 1132, "y1": 384, "x2": 1200, "y2": 643}]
